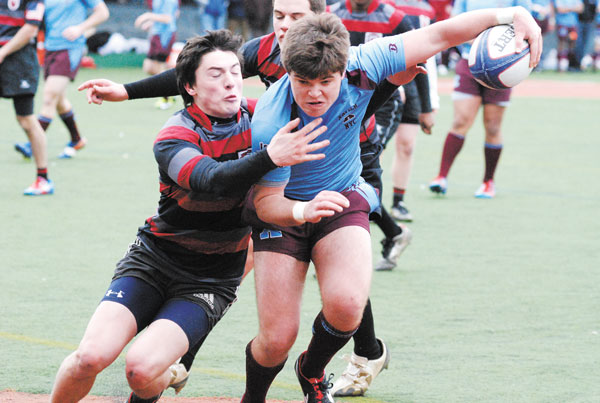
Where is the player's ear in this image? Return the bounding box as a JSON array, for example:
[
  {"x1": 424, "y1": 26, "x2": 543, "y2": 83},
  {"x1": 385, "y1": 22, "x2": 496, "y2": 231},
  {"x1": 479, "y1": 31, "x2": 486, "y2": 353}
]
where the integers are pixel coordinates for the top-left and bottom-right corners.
[{"x1": 184, "y1": 83, "x2": 196, "y2": 97}]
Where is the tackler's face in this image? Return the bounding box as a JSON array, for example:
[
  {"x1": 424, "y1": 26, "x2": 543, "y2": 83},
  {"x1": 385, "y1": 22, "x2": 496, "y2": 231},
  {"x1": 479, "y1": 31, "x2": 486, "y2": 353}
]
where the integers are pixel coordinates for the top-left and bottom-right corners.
[
  {"x1": 186, "y1": 50, "x2": 243, "y2": 118},
  {"x1": 289, "y1": 71, "x2": 343, "y2": 118},
  {"x1": 272, "y1": 0, "x2": 314, "y2": 48}
]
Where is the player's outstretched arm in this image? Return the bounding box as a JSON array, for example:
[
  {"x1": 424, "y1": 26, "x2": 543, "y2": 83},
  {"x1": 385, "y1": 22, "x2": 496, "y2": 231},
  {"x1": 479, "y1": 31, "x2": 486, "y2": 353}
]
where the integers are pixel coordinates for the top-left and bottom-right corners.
[
  {"x1": 78, "y1": 68, "x2": 179, "y2": 104},
  {"x1": 266, "y1": 118, "x2": 329, "y2": 167},
  {"x1": 78, "y1": 79, "x2": 128, "y2": 104},
  {"x1": 253, "y1": 186, "x2": 349, "y2": 227},
  {"x1": 402, "y1": 6, "x2": 542, "y2": 68}
]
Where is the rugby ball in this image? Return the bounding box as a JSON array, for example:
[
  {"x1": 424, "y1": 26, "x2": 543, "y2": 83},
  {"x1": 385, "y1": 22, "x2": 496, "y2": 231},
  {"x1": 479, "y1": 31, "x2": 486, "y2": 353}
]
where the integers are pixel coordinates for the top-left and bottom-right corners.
[{"x1": 468, "y1": 24, "x2": 532, "y2": 90}]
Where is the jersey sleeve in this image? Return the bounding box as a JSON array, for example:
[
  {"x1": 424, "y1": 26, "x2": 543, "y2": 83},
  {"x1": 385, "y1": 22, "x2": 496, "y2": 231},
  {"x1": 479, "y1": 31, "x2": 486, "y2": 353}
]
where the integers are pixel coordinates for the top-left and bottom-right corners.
[
  {"x1": 25, "y1": 0, "x2": 45, "y2": 26},
  {"x1": 349, "y1": 35, "x2": 407, "y2": 86},
  {"x1": 125, "y1": 68, "x2": 179, "y2": 100},
  {"x1": 82, "y1": 0, "x2": 103, "y2": 9},
  {"x1": 241, "y1": 37, "x2": 261, "y2": 78},
  {"x1": 154, "y1": 122, "x2": 277, "y2": 196}
]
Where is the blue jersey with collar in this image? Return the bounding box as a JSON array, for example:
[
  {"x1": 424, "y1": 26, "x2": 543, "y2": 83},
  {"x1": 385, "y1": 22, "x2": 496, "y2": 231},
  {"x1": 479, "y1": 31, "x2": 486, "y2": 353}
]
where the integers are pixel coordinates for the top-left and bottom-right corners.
[
  {"x1": 453, "y1": 0, "x2": 532, "y2": 57},
  {"x1": 251, "y1": 35, "x2": 406, "y2": 200},
  {"x1": 151, "y1": 0, "x2": 178, "y2": 47},
  {"x1": 44, "y1": 0, "x2": 102, "y2": 51}
]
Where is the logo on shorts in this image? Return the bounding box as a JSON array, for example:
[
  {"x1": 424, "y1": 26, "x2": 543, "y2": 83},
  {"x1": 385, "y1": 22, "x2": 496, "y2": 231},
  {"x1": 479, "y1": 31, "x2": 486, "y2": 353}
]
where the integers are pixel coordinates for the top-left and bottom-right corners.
[
  {"x1": 106, "y1": 289, "x2": 125, "y2": 298},
  {"x1": 20, "y1": 80, "x2": 30, "y2": 89},
  {"x1": 194, "y1": 293, "x2": 215, "y2": 310},
  {"x1": 389, "y1": 43, "x2": 398, "y2": 53}
]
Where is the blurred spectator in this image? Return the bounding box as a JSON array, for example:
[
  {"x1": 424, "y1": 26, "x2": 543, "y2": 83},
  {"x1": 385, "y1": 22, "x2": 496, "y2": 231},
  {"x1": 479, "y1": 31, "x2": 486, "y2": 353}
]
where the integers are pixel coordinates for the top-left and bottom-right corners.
[
  {"x1": 574, "y1": 0, "x2": 598, "y2": 69},
  {"x1": 228, "y1": 0, "x2": 249, "y2": 40},
  {"x1": 244, "y1": 0, "x2": 272, "y2": 38},
  {"x1": 553, "y1": 0, "x2": 584, "y2": 71},
  {"x1": 197, "y1": 0, "x2": 229, "y2": 32},
  {"x1": 532, "y1": 0, "x2": 556, "y2": 69}
]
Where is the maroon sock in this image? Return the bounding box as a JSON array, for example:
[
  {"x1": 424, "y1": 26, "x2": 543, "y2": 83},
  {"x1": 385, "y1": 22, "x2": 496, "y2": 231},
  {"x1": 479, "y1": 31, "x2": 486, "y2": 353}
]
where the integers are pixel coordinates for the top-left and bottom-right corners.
[
  {"x1": 241, "y1": 340, "x2": 286, "y2": 403},
  {"x1": 300, "y1": 311, "x2": 356, "y2": 379},
  {"x1": 38, "y1": 116, "x2": 51, "y2": 131},
  {"x1": 439, "y1": 132, "x2": 465, "y2": 177},
  {"x1": 483, "y1": 143, "x2": 502, "y2": 182},
  {"x1": 59, "y1": 110, "x2": 81, "y2": 143}
]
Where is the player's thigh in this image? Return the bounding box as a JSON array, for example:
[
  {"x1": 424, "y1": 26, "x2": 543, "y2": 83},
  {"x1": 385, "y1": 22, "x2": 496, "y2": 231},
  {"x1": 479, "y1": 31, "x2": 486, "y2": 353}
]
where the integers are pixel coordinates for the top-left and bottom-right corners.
[
  {"x1": 312, "y1": 226, "x2": 372, "y2": 319},
  {"x1": 43, "y1": 75, "x2": 70, "y2": 99},
  {"x1": 394, "y1": 123, "x2": 419, "y2": 155},
  {"x1": 126, "y1": 317, "x2": 189, "y2": 379},
  {"x1": 253, "y1": 251, "x2": 308, "y2": 335},
  {"x1": 78, "y1": 301, "x2": 138, "y2": 364}
]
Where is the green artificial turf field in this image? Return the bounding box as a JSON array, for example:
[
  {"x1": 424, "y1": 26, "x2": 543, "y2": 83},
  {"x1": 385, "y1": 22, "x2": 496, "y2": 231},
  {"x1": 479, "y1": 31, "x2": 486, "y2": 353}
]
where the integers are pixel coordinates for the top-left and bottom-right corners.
[{"x1": 1, "y1": 67, "x2": 599, "y2": 402}]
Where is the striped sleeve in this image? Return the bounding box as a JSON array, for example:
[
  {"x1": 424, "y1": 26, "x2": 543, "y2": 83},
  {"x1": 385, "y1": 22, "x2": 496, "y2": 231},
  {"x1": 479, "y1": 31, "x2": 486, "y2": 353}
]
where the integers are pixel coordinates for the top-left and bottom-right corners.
[
  {"x1": 154, "y1": 124, "x2": 278, "y2": 196},
  {"x1": 25, "y1": 1, "x2": 45, "y2": 26}
]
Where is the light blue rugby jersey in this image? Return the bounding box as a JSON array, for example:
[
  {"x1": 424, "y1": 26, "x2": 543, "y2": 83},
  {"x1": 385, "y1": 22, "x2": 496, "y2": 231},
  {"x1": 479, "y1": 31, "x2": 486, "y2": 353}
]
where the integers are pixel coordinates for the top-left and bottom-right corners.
[
  {"x1": 151, "y1": 0, "x2": 179, "y2": 48},
  {"x1": 44, "y1": 0, "x2": 102, "y2": 51},
  {"x1": 553, "y1": 0, "x2": 583, "y2": 27},
  {"x1": 251, "y1": 35, "x2": 406, "y2": 201},
  {"x1": 453, "y1": 0, "x2": 533, "y2": 58}
]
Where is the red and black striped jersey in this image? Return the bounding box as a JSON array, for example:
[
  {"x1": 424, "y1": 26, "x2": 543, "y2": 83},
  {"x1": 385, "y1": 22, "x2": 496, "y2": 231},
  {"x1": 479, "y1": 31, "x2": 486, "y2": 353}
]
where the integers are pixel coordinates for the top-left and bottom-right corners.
[
  {"x1": 327, "y1": 0, "x2": 412, "y2": 43},
  {"x1": 139, "y1": 104, "x2": 255, "y2": 276},
  {"x1": 0, "y1": 0, "x2": 44, "y2": 46},
  {"x1": 241, "y1": 31, "x2": 286, "y2": 88}
]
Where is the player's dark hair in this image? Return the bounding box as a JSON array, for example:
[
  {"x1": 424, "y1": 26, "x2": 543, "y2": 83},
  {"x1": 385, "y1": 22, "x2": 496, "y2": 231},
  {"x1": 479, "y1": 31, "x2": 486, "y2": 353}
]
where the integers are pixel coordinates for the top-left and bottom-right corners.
[
  {"x1": 176, "y1": 30, "x2": 244, "y2": 107},
  {"x1": 281, "y1": 13, "x2": 349, "y2": 79}
]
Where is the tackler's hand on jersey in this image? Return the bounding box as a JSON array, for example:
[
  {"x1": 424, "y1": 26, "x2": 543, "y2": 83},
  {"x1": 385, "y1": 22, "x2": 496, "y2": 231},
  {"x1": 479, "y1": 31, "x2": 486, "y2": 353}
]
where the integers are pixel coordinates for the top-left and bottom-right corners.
[{"x1": 267, "y1": 118, "x2": 330, "y2": 167}]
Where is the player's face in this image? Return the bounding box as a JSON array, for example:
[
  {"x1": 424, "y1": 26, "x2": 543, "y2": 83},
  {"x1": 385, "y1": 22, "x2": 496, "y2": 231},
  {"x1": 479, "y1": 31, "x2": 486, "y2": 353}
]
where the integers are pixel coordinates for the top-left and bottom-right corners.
[
  {"x1": 187, "y1": 50, "x2": 243, "y2": 118},
  {"x1": 289, "y1": 71, "x2": 343, "y2": 117},
  {"x1": 272, "y1": 0, "x2": 314, "y2": 46}
]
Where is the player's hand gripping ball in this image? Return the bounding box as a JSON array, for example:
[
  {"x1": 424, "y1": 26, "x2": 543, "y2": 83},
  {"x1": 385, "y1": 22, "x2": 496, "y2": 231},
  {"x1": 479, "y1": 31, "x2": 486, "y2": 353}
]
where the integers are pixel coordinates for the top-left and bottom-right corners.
[{"x1": 468, "y1": 24, "x2": 532, "y2": 90}]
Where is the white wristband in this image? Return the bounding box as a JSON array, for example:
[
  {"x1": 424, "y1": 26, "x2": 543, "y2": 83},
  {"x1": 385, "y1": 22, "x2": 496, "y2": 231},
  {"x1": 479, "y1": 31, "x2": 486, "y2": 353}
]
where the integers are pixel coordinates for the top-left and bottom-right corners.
[
  {"x1": 292, "y1": 201, "x2": 308, "y2": 223},
  {"x1": 496, "y1": 8, "x2": 515, "y2": 25}
]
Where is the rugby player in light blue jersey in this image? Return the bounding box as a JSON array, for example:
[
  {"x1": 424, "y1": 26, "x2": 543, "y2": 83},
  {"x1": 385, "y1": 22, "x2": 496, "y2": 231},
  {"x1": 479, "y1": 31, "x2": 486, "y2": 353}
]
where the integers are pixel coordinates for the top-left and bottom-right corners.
[
  {"x1": 38, "y1": 0, "x2": 108, "y2": 159},
  {"x1": 243, "y1": 9, "x2": 541, "y2": 403},
  {"x1": 135, "y1": 0, "x2": 179, "y2": 110}
]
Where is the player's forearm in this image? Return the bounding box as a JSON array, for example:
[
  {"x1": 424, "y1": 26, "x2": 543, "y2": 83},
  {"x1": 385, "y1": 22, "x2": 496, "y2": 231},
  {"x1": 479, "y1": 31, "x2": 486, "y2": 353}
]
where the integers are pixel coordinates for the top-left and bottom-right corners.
[
  {"x1": 0, "y1": 24, "x2": 38, "y2": 59},
  {"x1": 152, "y1": 13, "x2": 173, "y2": 24},
  {"x1": 125, "y1": 68, "x2": 178, "y2": 99},
  {"x1": 80, "y1": 3, "x2": 110, "y2": 32},
  {"x1": 414, "y1": 65, "x2": 432, "y2": 113},
  {"x1": 403, "y1": 7, "x2": 525, "y2": 66},
  {"x1": 254, "y1": 191, "x2": 302, "y2": 227}
]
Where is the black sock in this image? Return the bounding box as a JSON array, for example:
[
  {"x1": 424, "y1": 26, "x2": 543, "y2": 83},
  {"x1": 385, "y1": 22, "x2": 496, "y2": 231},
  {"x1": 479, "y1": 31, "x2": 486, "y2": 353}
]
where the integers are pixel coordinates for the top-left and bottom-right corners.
[
  {"x1": 374, "y1": 206, "x2": 403, "y2": 239},
  {"x1": 242, "y1": 340, "x2": 286, "y2": 403},
  {"x1": 392, "y1": 187, "x2": 405, "y2": 205},
  {"x1": 301, "y1": 311, "x2": 356, "y2": 379},
  {"x1": 127, "y1": 391, "x2": 162, "y2": 403},
  {"x1": 352, "y1": 299, "x2": 382, "y2": 360},
  {"x1": 59, "y1": 110, "x2": 81, "y2": 143},
  {"x1": 37, "y1": 168, "x2": 48, "y2": 180}
]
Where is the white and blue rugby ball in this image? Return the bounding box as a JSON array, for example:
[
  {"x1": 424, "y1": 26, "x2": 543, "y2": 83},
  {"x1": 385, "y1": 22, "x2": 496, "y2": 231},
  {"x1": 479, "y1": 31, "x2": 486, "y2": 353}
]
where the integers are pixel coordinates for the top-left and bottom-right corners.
[{"x1": 468, "y1": 24, "x2": 532, "y2": 90}]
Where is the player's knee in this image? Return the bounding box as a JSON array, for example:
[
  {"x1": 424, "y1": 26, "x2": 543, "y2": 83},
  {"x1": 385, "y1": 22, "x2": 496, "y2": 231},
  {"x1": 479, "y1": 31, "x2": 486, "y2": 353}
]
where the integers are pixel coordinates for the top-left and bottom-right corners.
[
  {"x1": 72, "y1": 347, "x2": 111, "y2": 377},
  {"x1": 323, "y1": 297, "x2": 365, "y2": 330},
  {"x1": 125, "y1": 357, "x2": 156, "y2": 390},
  {"x1": 396, "y1": 140, "x2": 414, "y2": 158},
  {"x1": 258, "y1": 326, "x2": 298, "y2": 359},
  {"x1": 15, "y1": 114, "x2": 36, "y2": 132}
]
